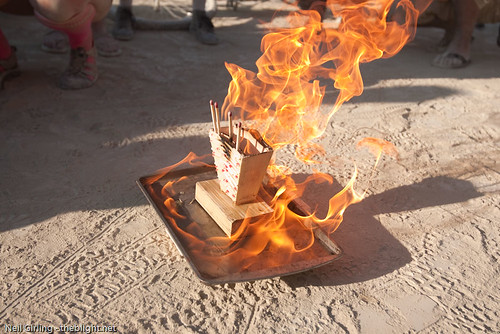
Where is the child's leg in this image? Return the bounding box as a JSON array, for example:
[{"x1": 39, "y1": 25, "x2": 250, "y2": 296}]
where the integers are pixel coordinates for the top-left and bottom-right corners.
[
  {"x1": 30, "y1": 0, "x2": 112, "y2": 89},
  {"x1": 0, "y1": 27, "x2": 20, "y2": 89}
]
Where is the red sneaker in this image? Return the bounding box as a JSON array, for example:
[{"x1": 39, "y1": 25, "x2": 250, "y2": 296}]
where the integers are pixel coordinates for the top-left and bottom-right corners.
[{"x1": 58, "y1": 46, "x2": 98, "y2": 90}]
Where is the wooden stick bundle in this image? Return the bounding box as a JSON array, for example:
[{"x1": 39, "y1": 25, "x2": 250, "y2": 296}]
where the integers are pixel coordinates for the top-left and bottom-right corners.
[
  {"x1": 207, "y1": 102, "x2": 273, "y2": 207},
  {"x1": 209, "y1": 101, "x2": 243, "y2": 151}
]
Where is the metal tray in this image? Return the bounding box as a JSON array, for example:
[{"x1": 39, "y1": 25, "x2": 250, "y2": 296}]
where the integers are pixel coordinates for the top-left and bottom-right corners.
[{"x1": 137, "y1": 165, "x2": 343, "y2": 285}]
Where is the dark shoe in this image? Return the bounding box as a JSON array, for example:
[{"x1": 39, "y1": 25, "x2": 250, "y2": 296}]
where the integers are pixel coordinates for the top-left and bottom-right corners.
[
  {"x1": 189, "y1": 10, "x2": 218, "y2": 45},
  {"x1": 0, "y1": 46, "x2": 20, "y2": 89},
  {"x1": 58, "y1": 47, "x2": 98, "y2": 90},
  {"x1": 112, "y1": 6, "x2": 135, "y2": 41}
]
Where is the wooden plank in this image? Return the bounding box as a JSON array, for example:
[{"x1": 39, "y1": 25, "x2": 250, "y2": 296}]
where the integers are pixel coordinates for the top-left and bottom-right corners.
[
  {"x1": 236, "y1": 150, "x2": 273, "y2": 204},
  {"x1": 195, "y1": 179, "x2": 273, "y2": 236},
  {"x1": 211, "y1": 126, "x2": 273, "y2": 205}
]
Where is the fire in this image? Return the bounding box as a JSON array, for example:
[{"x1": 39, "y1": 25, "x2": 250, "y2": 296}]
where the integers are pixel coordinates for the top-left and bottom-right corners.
[
  {"x1": 145, "y1": 0, "x2": 421, "y2": 277},
  {"x1": 222, "y1": 0, "x2": 418, "y2": 160}
]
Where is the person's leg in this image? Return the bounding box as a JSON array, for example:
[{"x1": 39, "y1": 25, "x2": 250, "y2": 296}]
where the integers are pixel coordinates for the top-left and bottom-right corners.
[
  {"x1": 432, "y1": 0, "x2": 479, "y2": 68},
  {"x1": 498, "y1": 24, "x2": 500, "y2": 46},
  {"x1": 0, "y1": 28, "x2": 12, "y2": 60},
  {"x1": 42, "y1": 20, "x2": 121, "y2": 57},
  {"x1": 190, "y1": 0, "x2": 218, "y2": 45},
  {"x1": 41, "y1": 30, "x2": 69, "y2": 54},
  {"x1": 32, "y1": 0, "x2": 97, "y2": 89},
  {"x1": 0, "y1": 27, "x2": 20, "y2": 89},
  {"x1": 112, "y1": 0, "x2": 134, "y2": 41},
  {"x1": 32, "y1": 0, "x2": 96, "y2": 51},
  {"x1": 30, "y1": 0, "x2": 112, "y2": 89},
  {"x1": 297, "y1": 0, "x2": 326, "y2": 19},
  {"x1": 42, "y1": 23, "x2": 121, "y2": 56},
  {"x1": 92, "y1": 19, "x2": 122, "y2": 57}
]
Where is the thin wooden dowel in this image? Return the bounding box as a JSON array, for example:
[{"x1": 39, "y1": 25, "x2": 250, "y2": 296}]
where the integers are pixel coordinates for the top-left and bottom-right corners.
[
  {"x1": 214, "y1": 102, "x2": 220, "y2": 134},
  {"x1": 228, "y1": 111, "x2": 233, "y2": 141},
  {"x1": 209, "y1": 100, "x2": 216, "y2": 132},
  {"x1": 235, "y1": 122, "x2": 241, "y2": 152}
]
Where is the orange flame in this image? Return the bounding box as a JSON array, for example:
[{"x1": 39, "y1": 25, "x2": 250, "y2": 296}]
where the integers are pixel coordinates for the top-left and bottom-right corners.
[
  {"x1": 148, "y1": 0, "x2": 419, "y2": 273},
  {"x1": 146, "y1": 141, "x2": 388, "y2": 275},
  {"x1": 222, "y1": 0, "x2": 418, "y2": 160}
]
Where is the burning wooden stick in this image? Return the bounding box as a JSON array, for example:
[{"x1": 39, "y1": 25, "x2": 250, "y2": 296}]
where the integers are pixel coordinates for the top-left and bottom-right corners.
[
  {"x1": 235, "y1": 122, "x2": 241, "y2": 151},
  {"x1": 228, "y1": 111, "x2": 233, "y2": 142},
  {"x1": 209, "y1": 100, "x2": 217, "y2": 132},
  {"x1": 214, "y1": 102, "x2": 220, "y2": 134}
]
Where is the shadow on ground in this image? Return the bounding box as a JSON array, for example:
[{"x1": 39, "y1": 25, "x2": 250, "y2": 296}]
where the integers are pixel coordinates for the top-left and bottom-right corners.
[
  {"x1": 282, "y1": 175, "x2": 482, "y2": 287},
  {"x1": 0, "y1": 8, "x2": 496, "y2": 232},
  {"x1": 0, "y1": 135, "x2": 210, "y2": 232}
]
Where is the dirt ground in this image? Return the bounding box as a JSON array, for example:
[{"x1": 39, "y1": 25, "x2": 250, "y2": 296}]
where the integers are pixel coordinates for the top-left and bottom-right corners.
[{"x1": 1, "y1": 0, "x2": 499, "y2": 333}]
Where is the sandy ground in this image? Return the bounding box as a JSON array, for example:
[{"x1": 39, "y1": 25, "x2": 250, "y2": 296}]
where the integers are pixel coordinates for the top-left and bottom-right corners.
[{"x1": 1, "y1": 0, "x2": 499, "y2": 333}]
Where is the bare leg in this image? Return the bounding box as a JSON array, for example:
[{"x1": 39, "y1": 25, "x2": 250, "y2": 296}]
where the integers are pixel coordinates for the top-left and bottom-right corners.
[
  {"x1": 31, "y1": 0, "x2": 111, "y2": 23},
  {"x1": 92, "y1": 19, "x2": 122, "y2": 57},
  {"x1": 0, "y1": 27, "x2": 12, "y2": 59},
  {"x1": 432, "y1": 0, "x2": 479, "y2": 68},
  {"x1": 42, "y1": 19, "x2": 121, "y2": 57},
  {"x1": 41, "y1": 30, "x2": 69, "y2": 54},
  {"x1": 0, "y1": 27, "x2": 20, "y2": 89},
  {"x1": 30, "y1": 0, "x2": 112, "y2": 89}
]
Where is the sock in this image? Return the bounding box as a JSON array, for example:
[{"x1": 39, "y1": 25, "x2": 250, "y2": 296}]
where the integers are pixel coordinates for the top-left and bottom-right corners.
[
  {"x1": 0, "y1": 29, "x2": 12, "y2": 60},
  {"x1": 35, "y1": 4, "x2": 96, "y2": 51}
]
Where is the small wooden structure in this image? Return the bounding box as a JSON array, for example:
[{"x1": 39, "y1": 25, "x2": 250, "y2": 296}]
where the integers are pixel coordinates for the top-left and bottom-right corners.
[
  {"x1": 195, "y1": 179, "x2": 273, "y2": 236},
  {"x1": 195, "y1": 125, "x2": 274, "y2": 236}
]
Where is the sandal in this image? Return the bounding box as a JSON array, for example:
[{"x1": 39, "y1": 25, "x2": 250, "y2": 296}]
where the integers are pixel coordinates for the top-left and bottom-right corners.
[
  {"x1": 432, "y1": 52, "x2": 471, "y2": 69},
  {"x1": 94, "y1": 33, "x2": 122, "y2": 57},
  {"x1": 42, "y1": 29, "x2": 121, "y2": 57},
  {"x1": 41, "y1": 30, "x2": 69, "y2": 54},
  {"x1": 58, "y1": 47, "x2": 98, "y2": 90},
  {"x1": 0, "y1": 46, "x2": 20, "y2": 89}
]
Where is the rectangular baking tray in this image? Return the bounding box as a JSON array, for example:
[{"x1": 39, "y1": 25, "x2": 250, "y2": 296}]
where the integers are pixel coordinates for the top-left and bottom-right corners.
[{"x1": 137, "y1": 165, "x2": 343, "y2": 285}]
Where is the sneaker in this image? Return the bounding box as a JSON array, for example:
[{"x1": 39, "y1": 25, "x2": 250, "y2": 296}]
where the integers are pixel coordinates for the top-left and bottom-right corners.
[
  {"x1": 112, "y1": 6, "x2": 135, "y2": 41},
  {"x1": 0, "y1": 46, "x2": 20, "y2": 89},
  {"x1": 58, "y1": 47, "x2": 98, "y2": 90},
  {"x1": 189, "y1": 10, "x2": 218, "y2": 45}
]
